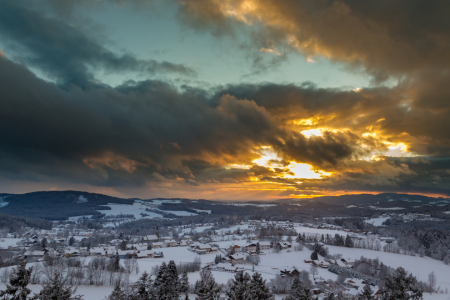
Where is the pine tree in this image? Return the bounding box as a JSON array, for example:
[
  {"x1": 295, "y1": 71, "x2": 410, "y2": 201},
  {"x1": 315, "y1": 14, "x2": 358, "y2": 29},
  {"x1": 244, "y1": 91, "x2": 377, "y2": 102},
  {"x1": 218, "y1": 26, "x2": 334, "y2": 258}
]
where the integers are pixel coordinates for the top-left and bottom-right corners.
[
  {"x1": 129, "y1": 272, "x2": 154, "y2": 300},
  {"x1": 107, "y1": 284, "x2": 127, "y2": 300},
  {"x1": 256, "y1": 243, "x2": 261, "y2": 254},
  {"x1": 153, "y1": 261, "x2": 179, "y2": 300},
  {"x1": 310, "y1": 251, "x2": 318, "y2": 260},
  {"x1": 68, "y1": 237, "x2": 75, "y2": 246},
  {"x1": 357, "y1": 284, "x2": 374, "y2": 300},
  {"x1": 167, "y1": 260, "x2": 180, "y2": 298},
  {"x1": 32, "y1": 271, "x2": 82, "y2": 300},
  {"x1": 0, "y1": 260, "x2": 33, "y2": 300},
  {"x1": 214, "y1": 255, "x2": 222, "y2": 265},
  {"x1": 323, "y1": 293, "x2": 335, "y2": 300},
  {"x1": 345, "y1": 235, "x2": 354, "y2": 248},
  {"x1": 40, "y1": 238, "x2": 47, "y2": 249},
  {"x1": 180, "y1": 271, "x2": 190, "y2": 293},
  {"x1": 381, "y1": 267, "x2": 423, "y2": 300},
  {"x1": 284, "y1": 277, "x2": 313, "y2": 300},
  {"x1": 195, "y1": 269, "x2": 222, "y2": 300},
  {"x1": 153, "y1": 262, "x2": 167, "y2": 290},
  {"x1": 226, "y1": 271, "x2": 251, "y2": 300},
  {"x1": 249, "y1": 272, "x2": 273, "y2": 300},
  {"x1": 114, "y1": 256, "x2": 121, "y2": 272}
]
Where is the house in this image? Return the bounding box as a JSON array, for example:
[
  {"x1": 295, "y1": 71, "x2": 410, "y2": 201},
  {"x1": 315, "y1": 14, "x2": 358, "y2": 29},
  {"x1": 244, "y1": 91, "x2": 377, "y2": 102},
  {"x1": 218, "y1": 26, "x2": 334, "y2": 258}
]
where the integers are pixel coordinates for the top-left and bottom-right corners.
[
  {"x1": 277, "y1": 242, "x2": 292, "y2": 249},
  {"x1": 259, "y1": 241, "x2": 271, "y2": 250},
  {"x1": 127, "y1": 243, "x2": 148, "y2": 251},
  {"x1": 280, "y1": 267, "x2": 300, "y2": 277},
  {"x1": 142, "y1": 235, "x2": 159, "y2": 243},
  {"x1": 195, "y1": 244, "x2": 217, "y2": 254},
  {"x1": 151, "y1": 242, "x2": 165, "y2": 249},
  {"x1": 215, "y1": 263, "x2": 228, "y2": 271},
  {"x1": 136, "y1": 250, "x2": 153, "y2": 259},
  {"x1": 23, "y1": 250, "x2": 46, "y2": 258},
  {"x1": 341, "y1": 258, "x2": 355, "y2": 268},
  {"x1": 164, "y1": 239, "x2": 177, "y2": 247},
  {"x1": 117, "y1": 250, "x2": 136, "y2": 259},
  {"x1": 344, "y1": 278, "x2": 367, "y2": 290},
  {"x1": 227, "y1": 244, "x2": 242, "y2": 253},
  {"x1": 245, "y1": 243, "x2": 257, "y2": 253},
  {"x1": 153, "y1": 251, "x2": 164, "y2": 258},
  {"x1": 225, "y1": 253, "x2": 244, "y2": 264}
]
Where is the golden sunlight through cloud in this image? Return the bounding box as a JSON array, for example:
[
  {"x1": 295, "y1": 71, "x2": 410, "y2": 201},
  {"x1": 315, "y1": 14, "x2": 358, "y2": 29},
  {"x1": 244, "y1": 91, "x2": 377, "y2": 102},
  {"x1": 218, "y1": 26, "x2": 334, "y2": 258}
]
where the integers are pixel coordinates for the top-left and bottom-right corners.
[
  {"x1": 283, "y1": 162, "x2": 331, "y2": 179},
  {"x1": 250, "y1": 146, "x2": 331, "y2": 180}
]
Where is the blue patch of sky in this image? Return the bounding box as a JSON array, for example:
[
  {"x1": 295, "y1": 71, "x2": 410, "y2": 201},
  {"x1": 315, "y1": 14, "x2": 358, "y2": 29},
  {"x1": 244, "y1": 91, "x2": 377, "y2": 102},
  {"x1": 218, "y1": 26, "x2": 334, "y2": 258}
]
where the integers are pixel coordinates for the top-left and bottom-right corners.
[{"x1": 0, "y1": 1, "x2": 373, "y2": 90}]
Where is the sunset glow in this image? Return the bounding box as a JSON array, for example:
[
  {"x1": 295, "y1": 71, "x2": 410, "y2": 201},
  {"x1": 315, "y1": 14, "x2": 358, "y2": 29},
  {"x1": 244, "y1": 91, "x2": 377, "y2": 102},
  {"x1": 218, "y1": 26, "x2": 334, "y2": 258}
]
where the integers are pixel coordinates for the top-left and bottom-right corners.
[{"x1": 0, "y1": 0, "x2": 449, "y2": 200}]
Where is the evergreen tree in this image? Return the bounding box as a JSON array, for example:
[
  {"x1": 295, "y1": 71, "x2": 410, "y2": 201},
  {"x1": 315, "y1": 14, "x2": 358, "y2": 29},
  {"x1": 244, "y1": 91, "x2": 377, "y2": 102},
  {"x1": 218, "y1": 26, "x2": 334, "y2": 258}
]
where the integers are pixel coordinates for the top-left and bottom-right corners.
[
  {"x1": 0, "y1": 260, "x2": 33, "y2": 300},
  {"x1": 313, "y1": 243, "x2": 327, "y2": 257},
  {"x1": 357, "y1": 284, "x2": 374, "y2": 300},
  {"x1": 249, "y1": 272, "x2": 273, "y2": 300},
  {"x1": 114, "y1": 256, "x2": 121, "y2": 272},
  {"x1": 256, "y1": 243, "x2": 261, "y2": 254},
  {"x1": 194, "y1": 269, "x2": 221, "y2": 300},
  {"x1": 380, "y1": 267, "x2": 423, "y2": 300},
  {"x1": 32, "y1": 271, "x2": 82, "y2": 300},
  {"x1": 214, "y1": 255, "x2": 222, "y2": 265},
  {"x1": 226, "y1": 271, "x2": 251, "y2": 300},
  {"x1": 334, "y1": 234, "x2": 344, "y2": 246},
  {"x1": 107, "y1": 284, "x2": 127, "y2": 300},
  {"x1": 40, "y1": 238, "x2": 47, "y2": 249},
  {"x1": 167, "y1": 260, "x2": 180, "y2": 298},
  {"x1": 154, "y1": 261, "x2": 179, "y2": 300},
  {"x1": 180, "y1": 271, "x2": 190, "y2": 293},
  {"x1": 68, "y1": 237, "x2": 75, "y2": 246},
  {"x1": 129, "y1": 272, "x2": 154, "y2": 300},
  {"x1": 284, "y1": 277, "x2": 313, "y2": 300},
  {"x1": 345, "y1": 235, "x2": 354, "y2": 248},
  {"x1": 310, "y1": 251, "x2": 318, "y2": 260},
  {"x1": 323, "y1": 293, "x2": 335, "y2": 300},
  {"x1": 153, "y1": 262, "x2": 167, "y2": 290}
]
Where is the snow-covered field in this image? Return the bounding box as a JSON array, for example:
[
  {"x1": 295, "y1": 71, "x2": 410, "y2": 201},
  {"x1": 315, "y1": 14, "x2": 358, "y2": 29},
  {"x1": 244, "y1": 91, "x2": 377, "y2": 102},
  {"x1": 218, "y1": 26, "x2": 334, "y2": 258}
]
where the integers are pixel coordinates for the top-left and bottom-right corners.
[
  {"x1": 364, "y1": 216, "x2": 389, "y2": 226},
  {"x1": 0, "y1": 238, "x2": 20, "y2": 249},
  {"x1": 2, "y1": 234, "x2": 450, "y2": 299},
  {"x1": 98, "y1": 204, "x2": 163, "y2": 219},
  {"x1": 163, "y1": 210, "x2": 197, "y2": 217}
]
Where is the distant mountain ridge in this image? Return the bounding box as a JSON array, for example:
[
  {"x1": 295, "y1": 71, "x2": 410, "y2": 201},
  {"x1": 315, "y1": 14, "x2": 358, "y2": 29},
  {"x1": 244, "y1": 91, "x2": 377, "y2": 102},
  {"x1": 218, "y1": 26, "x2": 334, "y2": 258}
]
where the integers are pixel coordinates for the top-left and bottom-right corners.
[
  {"x1": 0, "y1": 191, "x2": 134, "y2": 220},
  {"x1": 1, "y1": 190, "x2": 449, "y2": 221},
  {"x1": 294, "y1": 193, "x2": 449, "y2": 206}
]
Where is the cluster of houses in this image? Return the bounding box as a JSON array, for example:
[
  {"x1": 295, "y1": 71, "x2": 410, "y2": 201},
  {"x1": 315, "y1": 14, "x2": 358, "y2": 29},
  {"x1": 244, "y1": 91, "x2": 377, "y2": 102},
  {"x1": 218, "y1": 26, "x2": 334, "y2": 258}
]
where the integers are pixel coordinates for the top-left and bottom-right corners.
[
  {"x1": 23, "y1": 243, "x2": 165, "y2": 260},
  {"x1": 304, "y1": 257, "x2": 354, "y2": 269}
]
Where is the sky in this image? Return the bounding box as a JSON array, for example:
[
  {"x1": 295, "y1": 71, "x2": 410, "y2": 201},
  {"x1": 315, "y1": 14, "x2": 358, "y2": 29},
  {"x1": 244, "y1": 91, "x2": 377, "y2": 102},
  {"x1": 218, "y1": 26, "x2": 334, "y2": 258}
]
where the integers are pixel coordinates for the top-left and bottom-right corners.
[{"x1": 1, "y1": 0, "x2": 450, "y2": 200}]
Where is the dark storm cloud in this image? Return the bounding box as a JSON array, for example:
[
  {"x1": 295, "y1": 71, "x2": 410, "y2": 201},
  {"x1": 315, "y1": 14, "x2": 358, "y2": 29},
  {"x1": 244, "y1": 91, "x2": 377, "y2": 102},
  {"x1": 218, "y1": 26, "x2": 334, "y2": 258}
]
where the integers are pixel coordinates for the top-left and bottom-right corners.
[
  {"x1": 178, "y1": 0, "x2": 450, "y2": 79},
  {"x1": 0, "y1": 0, "x2": 196, "y2": 88},
  {"x1": 0, "y1": 56, "x2": 371, "y2": 187},
  {"x1": 2, "y1": 0, "x2": 450, "y2": 197}
]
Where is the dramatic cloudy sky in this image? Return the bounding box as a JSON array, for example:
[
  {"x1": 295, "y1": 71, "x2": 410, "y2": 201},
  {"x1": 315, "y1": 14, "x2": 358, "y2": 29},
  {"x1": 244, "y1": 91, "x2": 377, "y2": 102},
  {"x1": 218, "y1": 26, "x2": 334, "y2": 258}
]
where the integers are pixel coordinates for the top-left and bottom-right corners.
[{"x1": 1, "y1": 0, "x2": 450, "y2": 200}]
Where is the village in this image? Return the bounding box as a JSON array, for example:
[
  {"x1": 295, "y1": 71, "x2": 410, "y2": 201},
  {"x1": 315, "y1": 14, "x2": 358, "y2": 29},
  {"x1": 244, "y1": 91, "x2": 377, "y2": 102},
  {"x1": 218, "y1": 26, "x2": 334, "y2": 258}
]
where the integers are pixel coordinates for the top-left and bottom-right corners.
[{"x1": 2, "y1": 216, "x2": 448, "y2": 300}]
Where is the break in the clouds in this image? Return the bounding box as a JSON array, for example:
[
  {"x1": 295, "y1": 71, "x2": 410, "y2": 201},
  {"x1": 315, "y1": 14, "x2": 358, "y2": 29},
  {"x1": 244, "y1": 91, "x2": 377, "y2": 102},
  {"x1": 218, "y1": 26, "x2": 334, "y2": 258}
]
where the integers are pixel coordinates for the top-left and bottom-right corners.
[{"x1": 0, "y1": 0, "x2": 450, "y2": 200}]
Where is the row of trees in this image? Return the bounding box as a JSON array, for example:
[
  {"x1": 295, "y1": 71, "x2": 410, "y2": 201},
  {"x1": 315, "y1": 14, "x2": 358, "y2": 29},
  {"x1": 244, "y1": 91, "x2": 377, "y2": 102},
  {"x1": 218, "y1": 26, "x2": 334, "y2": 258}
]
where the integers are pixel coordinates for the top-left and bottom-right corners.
[
  {"x1": 0, "y1": 261, "x2": 81, "y2": 300},
  {"x1": 107, "y1": 262, "x2": 274, "y2": 300},
  {"x1": 0, "y1": 261, "x2": 426, "y2": 300}
]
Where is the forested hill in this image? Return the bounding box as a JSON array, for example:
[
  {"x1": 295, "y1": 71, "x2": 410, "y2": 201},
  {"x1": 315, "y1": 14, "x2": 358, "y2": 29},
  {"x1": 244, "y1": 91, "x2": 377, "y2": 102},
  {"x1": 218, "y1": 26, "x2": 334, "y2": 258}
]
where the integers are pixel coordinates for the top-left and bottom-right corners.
[
  {"x1": 0, "y1": 191, "x2": 134, "y2": 220},
  {"x1": 0, "y1": 213, "x2": 53, "y2": 231},
  {"x1": 284, "y1": 193, "x2": 449, "y2": 206}
]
